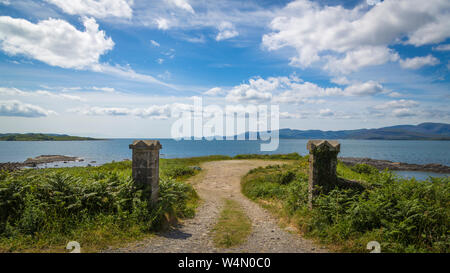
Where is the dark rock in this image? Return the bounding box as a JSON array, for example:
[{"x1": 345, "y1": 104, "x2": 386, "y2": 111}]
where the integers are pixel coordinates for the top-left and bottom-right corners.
[
  {"x1": 23, "y1": 155, "x2": 79, "y2": 165},
  {"x1": 339, "y1": 157, "x2": 450, "y2": 173}
]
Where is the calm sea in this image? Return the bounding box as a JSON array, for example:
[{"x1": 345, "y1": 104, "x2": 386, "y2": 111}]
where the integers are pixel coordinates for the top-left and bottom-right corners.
[{"x1": 0, "y1": 139, "x2": 448, "y2": 180}]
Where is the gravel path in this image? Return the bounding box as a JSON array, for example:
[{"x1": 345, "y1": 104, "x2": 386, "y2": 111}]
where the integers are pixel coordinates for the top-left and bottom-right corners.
[{"x1": 107, "y1": 160, "x2": 326, "y2": 253}]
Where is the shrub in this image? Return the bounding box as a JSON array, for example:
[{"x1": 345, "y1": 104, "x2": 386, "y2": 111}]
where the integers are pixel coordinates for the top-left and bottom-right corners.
[
  {"x1": 0, "y1": 159, "x2": 199, "y2": 251},
  {"x1": 351, "y1": 164, "x2": 379, "y2": 175},
  {"x1": 241, "y1": 160, "x2": 450, "y2": 253}
]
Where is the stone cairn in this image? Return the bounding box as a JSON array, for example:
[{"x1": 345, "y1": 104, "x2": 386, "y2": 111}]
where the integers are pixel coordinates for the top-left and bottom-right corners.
[
  {"x1": 129, "y1": 140, "x2": 162, "y2": 205},
  {"x1": 307, "y1": 140, "x2": 341, "y2": 208}
]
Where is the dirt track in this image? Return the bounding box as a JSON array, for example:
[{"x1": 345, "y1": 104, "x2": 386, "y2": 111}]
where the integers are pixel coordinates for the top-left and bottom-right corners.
[{"x1": 107, "y1": 160, "x2": 326, "y2": 253}]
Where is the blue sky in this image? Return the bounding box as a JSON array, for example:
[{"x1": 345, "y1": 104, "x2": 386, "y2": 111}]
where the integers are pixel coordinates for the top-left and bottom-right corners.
[{"x1": 0, "y1": 0, "x2": 449, "y2": 138}]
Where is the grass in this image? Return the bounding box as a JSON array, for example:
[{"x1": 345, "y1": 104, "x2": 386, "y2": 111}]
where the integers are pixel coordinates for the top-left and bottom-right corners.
[
  {"x1": 212, "y1": 199, "x2": 252, "y2": 248},
  {"x1": 0, "y1": 157, "x2": 207, "y2": 252},
  {"x1": 241, "y1": 156, "x2": 450, "y2": 253}
]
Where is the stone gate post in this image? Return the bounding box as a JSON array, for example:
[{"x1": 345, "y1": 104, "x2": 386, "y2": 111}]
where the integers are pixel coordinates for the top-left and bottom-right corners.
[
  {"x1": 129, "y1": 140, "x2": 162, "y2": 205},
  {"x1": 307, "y1": 140, "x2": 340, "y2": 208}
]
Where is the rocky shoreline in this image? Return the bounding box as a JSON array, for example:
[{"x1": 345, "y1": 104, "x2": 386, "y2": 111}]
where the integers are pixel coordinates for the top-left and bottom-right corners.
[
  {"x1": 0, "y1": 155, "x2": 81, "y2": 172},
  {"x1": 339, "y1": 157, "x2": 450, "y2": 173}
]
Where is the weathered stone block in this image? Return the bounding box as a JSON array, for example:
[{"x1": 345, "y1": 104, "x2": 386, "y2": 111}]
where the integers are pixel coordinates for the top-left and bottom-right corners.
[
  {"x1": 307, "y1": 140, "x2": 340, "y2": 208},
  {"x1": 129, "y1": 140, "x2": 162, "y2": 205}
]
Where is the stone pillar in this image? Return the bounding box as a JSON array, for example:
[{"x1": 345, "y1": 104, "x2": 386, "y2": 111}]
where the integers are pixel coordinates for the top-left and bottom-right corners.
[
  {"x1": 129, "y1": 140, "x2": 162, "y2": 205},
  {"x1": 307, "y1": 140, "x2": 340, "y2": 208}
]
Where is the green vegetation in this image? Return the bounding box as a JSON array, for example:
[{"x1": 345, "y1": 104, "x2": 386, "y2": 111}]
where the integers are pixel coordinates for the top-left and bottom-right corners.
[
  {"x1": 0, "y1": 158, "x2": 205, "y2": 252},
  {"x1": 212, "y1": 199, "x2": 252, "y2": 248},
  {"x1": 0, "y1": 133, "x2": 100, "y2": 141},
  {"x1": 242, "y1": 157, "x2": 450, "y2": 253},
  {"x1": 233, "y1": 153, "x2": 302, "y2": 160}
]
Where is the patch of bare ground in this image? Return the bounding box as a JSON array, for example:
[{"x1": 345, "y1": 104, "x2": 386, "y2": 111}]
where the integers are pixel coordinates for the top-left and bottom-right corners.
[{"x1": 106, "y1": 160, "x2": 326, "y2": 253}]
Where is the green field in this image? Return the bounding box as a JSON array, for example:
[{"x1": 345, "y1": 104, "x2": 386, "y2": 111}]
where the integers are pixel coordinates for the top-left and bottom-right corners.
[{"x1": 241, "y1": 156, "x2": 450, "y2": 253}]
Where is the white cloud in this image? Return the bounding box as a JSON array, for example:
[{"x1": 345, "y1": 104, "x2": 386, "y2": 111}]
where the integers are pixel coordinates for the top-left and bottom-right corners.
[
  {"x1": 225, "y1": 76, "x2": 296, "y2": 103},
  {"x1": 157, "y1": 58, "x2": 164, "y2": 64},
  {"x1": 45, "y1": 0, "x2": 133, "y2": 18},
  {"x1": 275, "y1": 82, "x2": 342, "y2": 104},
  {"x1": 392, "y1": 108, "x2": 416, "y2": 117},
  {"x1": 387, "y1": 92, "x2": 403, "y2": 98},
  {"x1": 279, "y1": 112, "x2": 306, "y2": 119},
  {"x1": 92, "y1": 87, "x2": 116, "y2": 93},
  {"x1": 325, "y1": 46, "x2": 399, "y2": 74},
  {"x1": 433, "y1": 44, "x2": 450, "y2": 51},
  {"x1": 344, "y1": 81, "x2": 384, "y2": 96},
  {"x1": 150, "y1": 40, "x2": 160, "y2": 47},
  {"x1": 226, "y1": 84, "x2": 272, "y2": 103},
  {"x1": 204, "y1": 87, "x2": 225, "y2": 96},
  {"x1": 221, "y1": 75, "x2": 384, "y2": 104},
  {"x1": 90, "y1": 63, "x2": 175, "y2": 88},
  {"x1": 399, "y1": 55, "x2": 440, "y2": 69},
  {"x1": 216, "y1": 21, "x2": 239, "y2": 41},
  {"x1": 0, "y1": 0, "x2": 10, "y2": 6},
  {"x1": 72, "y1": 103, "x2": 192, "y2": 119},
  {"x1": 263, "y1": 0, "x2": 450, "y2": 72},
  {"x1": 0, "y1": 87, "x2": 83, "y2": 101},
  {"x1": 0, "y1": 16, "x2": 114, "y2": 70},
  {"x1": 165, "y1": 0, "x2": 194, "y2": 14},
  {"x1": 319, "y1": 109, "x2": 334, "y2": 117},
  {"x1": 374, "y1": 99, "x2": 419, "y2": 110},
  {"x1": 0, "y1": 100, "x2": 56, "y2": 117},
  {"x1": 331, "y1": 77, "x2": 350, "y2": 85},
  {"x1": 155, "y1": 18, "x2": 170, "y2": 30},
  {"x1": 133, "y1": 1, "x2": 275, "y2": 37}
]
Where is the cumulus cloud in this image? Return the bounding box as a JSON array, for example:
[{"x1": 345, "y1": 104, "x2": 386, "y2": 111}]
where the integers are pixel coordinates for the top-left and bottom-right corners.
[
  {"x1": 325, "y1": 46, "x2": 399, "y2": 74},
  {"x1": 216, "y1": 21, "x2": 239, "y2": 41},
  {"x1": 45, "y1": 0, "x2": 133, "y2": 18},
  {"x1": 203, "y1": 87, "x2": 225, "y2": 96},
  {"x1": 225, "y1": 76, "x2": 297, "y2": 103},
  {"x1": 0, "y1": 16, "x2": 114, "y2": 70},
  {"x1": 399, "y1": 55, "x2": 440, "y2": 69},
  {"x1": 262, "y1": 0, "x2": 450, "y2": 72},
  {"x1": 221, "y1": 75, "x2": 385, "y2": 104},
  {"x1": 343, "y1": 81, "x2": 385, "y2": 96},
  {"x1": 331, "y1": 77, "x2": 350, "y2": 85},
  {"x1": 0, "y1": 100, "x2": 56, "y2": 117}
]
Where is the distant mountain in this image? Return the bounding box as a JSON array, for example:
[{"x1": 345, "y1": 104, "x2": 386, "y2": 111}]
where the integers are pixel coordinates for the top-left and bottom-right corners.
[
  {"x1": 244, "y1": 123, "x2": 450, "y2": 140},
  {"x1": 0, "y1": 133, "x2": 100, "y2": 141}
]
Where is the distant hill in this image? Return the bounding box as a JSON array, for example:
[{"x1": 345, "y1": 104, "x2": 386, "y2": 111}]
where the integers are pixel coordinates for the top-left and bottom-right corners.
[
  {"x1": 0, "y1": 133, "x2": 100, "y2": 141},
  {"x1": 244, "y1": 123, "x2": 450, "y2": 140}
]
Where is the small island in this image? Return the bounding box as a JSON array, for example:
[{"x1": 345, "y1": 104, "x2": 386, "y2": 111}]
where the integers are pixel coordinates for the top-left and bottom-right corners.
[{"x1": 0, "y1": 133, "x2": 101, "y2": 141}]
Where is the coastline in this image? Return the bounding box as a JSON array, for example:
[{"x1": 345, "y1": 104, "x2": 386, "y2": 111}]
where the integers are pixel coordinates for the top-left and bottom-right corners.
[
  {"x1": 1, "y1": 154, "x2": 449, "y2": 174},
  {"x1": 339, "y1": 157, "x2": 450, "y2": 173}
]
